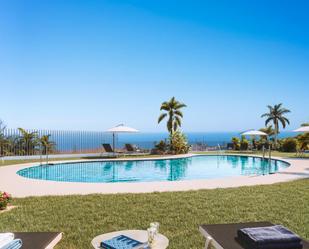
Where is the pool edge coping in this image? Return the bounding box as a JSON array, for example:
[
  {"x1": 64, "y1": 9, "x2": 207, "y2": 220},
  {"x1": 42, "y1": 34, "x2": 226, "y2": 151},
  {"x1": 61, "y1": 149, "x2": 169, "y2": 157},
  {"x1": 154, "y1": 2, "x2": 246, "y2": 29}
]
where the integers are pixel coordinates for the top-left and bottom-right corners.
[{"x1": 0, "y1": 154, "x2": 308, "y2": 197}]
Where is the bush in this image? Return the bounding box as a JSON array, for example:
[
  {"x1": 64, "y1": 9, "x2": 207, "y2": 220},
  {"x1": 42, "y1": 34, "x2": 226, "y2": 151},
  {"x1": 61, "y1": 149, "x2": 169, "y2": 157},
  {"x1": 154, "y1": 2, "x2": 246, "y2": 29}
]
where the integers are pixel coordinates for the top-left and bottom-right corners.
[
  {"x1": 296, "y1": 133, "x2": 309, "y2": 151},
  {"x1": 240, "y1": 136, "x2": 249, "y2": 150},
  {"x1": 280, "y1": 138, "x2": 297, "y2": 152},
  {"x1": 0, "y1": 191, "x2": 12, "y2": 210},
  {"x1": 169, "y1": 131, "x2": 190, "y2": 154},
  {"x1": 152, "y1": 140, "x2": 168, "y2": 155},
  {"x1": 231, "y1": 137, "x2": 240, "y2": 150}
]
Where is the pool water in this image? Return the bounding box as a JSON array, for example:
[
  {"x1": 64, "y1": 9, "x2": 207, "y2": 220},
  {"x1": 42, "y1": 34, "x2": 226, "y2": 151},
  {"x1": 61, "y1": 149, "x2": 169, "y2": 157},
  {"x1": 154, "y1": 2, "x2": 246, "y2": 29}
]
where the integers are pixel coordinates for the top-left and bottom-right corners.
[{"x1": 17, "y1": 155, "x2": 289, "y2": 183}]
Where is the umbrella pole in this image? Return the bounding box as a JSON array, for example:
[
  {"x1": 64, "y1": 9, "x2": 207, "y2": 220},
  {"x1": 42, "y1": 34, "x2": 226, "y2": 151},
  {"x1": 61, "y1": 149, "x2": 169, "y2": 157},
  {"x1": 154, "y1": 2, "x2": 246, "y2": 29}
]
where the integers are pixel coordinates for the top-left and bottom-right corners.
[{"x1": 113, "y1": 133, "x2": 115, "y2": 153}]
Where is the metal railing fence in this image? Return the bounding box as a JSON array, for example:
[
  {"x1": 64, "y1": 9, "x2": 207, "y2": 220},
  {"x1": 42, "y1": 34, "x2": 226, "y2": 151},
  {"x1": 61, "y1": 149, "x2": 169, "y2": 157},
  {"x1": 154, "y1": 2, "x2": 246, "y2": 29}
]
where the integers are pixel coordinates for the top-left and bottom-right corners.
[{"x1": 0, "y1": 128, "x2": 112, "y2": 156}]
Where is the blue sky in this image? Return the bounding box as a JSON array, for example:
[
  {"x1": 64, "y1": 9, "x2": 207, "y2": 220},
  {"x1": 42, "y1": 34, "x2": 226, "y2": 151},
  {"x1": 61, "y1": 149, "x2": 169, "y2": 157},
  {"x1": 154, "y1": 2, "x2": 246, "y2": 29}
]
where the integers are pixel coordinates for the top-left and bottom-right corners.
[{"x1": 0, "y1": 0, "x2": 308, "y2": 132}]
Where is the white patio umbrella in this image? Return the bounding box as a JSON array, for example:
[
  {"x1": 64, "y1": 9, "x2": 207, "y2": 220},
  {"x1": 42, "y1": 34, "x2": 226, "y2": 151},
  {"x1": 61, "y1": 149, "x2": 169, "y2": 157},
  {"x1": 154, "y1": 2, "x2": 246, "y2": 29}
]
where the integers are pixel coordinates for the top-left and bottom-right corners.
[
  {"x1": 293, "y1": 126, "x2": 309, "y2": 133},
  {"x1": 106, "y1": 124, "x2": 139, "y2": 151},
  {"x1": 241, "y1": 130, "x2": 268, "y2": 152},
  {"x1": 241, "y1": 130, "x2": 268, "y2": 136}
]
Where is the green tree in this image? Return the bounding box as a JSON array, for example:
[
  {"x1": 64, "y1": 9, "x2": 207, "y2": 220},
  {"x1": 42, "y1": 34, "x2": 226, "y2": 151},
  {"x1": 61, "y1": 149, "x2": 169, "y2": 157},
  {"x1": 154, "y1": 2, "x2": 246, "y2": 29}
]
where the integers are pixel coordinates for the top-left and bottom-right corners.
[
  {"x1": 169, "y1": 131, "x2": 190, "y2": 154},
  {"x1": 231, "y1": 137, "x2": 240, "y2": 150},
  {"x1": 158, "y1": 97, "x2": 186, "y2": 135},
  {"x1": 18, "y1": 128, "x2": 39, "y2": 155},
  {"x1": 301, "y1": 122, "x2": 309, "y2": 127},
  {"x1": 261, "y1": 103, "x2": 291, "y2": 147},
  {"x1": 40, "y1": 135, "x2": 56, "y2": 155},
  {"x1": 240, "y1": 136, "x2": 249, "y2": 151},
  {"x1": 0, "y1": 120, "x2": 7, "y2": 156}
]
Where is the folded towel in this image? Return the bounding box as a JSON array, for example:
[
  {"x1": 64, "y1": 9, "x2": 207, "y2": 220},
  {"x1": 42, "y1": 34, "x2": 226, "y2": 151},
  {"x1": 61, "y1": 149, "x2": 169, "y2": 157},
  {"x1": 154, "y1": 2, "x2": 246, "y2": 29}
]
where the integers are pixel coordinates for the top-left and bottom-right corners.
[
  {"x1": 237, "y1": 238, "x2": 303, "y2": 249},
  {"x1": 238, "y1": 225, "x2": 301, "y2": 244},
  {"x1": 0, "y1": 239, "x2": 22, "y2": 249},
  {"x1": 0, "y1": 233, "x2": 14, "y2": 248}
]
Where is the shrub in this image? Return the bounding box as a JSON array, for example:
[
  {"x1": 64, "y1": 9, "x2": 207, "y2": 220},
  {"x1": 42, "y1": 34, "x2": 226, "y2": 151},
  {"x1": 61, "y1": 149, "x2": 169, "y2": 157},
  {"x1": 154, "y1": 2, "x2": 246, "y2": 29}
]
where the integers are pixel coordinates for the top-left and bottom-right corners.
[
  {"x1": 231, "y1": 137, "x2": 240, "y2": 150},
  {"x1": 296, "y1": 133, "x2": 309, "y2": 151},
  {"x1": 280, "y1": 138, "x2": 297, "y2": 152},
  {"x1": 240, "y1": 136, "x2": 249, "y2": 150},
  {"x1": 0, "y1": 191, "x2": 12, "y2": 210},
  {"x1": 152, "y1": 140, "x2": 168, "y2": 154},
  {"x1": 169, "y1": 131, "x2": 190, "y2": 154}
]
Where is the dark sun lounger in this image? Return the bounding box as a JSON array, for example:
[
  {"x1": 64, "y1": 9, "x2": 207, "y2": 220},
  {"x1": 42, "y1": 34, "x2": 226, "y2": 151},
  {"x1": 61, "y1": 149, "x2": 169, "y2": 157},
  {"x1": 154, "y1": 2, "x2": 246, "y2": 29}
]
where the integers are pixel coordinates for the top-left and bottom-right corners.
[
  {"x1": 3, "y1": 232, "x2": 62, "y2": 249},
  {"x1": 199, "y1": 222, "x2": 309, "y2": 249}
]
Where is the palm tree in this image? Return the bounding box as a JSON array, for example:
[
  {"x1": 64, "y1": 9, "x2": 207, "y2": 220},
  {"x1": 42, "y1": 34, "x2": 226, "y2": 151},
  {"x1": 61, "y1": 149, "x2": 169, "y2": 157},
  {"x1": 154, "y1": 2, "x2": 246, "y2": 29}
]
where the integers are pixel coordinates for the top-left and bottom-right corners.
[
  {"x1": 40, "y1": 135, "x2": 56, "y2": 155},
  {"x1": 261, "y1": 103, "x2": 291, "y2": 147},
  {"x1": 158, "y1": 97, "x2": 186, "y2": 135},
  {"x1": 18, "y1": 128, "x2": 39, "y2": 155}
]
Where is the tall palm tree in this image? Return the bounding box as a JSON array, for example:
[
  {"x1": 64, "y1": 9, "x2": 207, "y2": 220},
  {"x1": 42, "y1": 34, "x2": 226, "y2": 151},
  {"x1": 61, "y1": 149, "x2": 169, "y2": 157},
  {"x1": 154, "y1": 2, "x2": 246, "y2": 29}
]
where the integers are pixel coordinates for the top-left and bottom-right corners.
[
  {"x1": 158, "y1": 97, "x2": 186, "y2": 135},
  {"x1": 261, "y1": 103, "x2": 291, "y2": 147}
]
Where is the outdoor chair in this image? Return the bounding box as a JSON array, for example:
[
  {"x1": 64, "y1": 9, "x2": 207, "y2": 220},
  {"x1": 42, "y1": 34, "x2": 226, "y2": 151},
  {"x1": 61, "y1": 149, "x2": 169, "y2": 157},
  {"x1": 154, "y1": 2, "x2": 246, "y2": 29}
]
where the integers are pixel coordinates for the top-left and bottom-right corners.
[
  {"x1": 101, "y1": 143, "x2": 124, "y2": 157},
  {"x1": 125, "y1": 144, "x2": 141, "y2": 152},
  {"x1": 125, "y1": 144, "x2": 149, "y2": 155},
  {"x1": 199, "y1": 221, "x2": 309, "y2": 249},
  {"x1": 102, "y1": 143, "x2": 114, "y2": 153}
]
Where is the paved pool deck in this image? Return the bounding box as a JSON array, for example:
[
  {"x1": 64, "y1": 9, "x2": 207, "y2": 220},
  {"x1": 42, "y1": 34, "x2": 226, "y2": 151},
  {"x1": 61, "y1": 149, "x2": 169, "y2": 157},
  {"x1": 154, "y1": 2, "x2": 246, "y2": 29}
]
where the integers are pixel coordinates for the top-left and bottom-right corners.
[{"x1": 0, "y1": 154, "x2": 308, "y2": 197}]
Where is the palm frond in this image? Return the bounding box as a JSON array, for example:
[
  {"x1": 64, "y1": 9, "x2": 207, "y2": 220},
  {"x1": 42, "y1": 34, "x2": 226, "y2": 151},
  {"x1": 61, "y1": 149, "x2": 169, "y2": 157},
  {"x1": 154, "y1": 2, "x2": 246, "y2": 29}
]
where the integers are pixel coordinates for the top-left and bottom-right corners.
[
  {"x1": 175, "y1": 103, "x2": 187, "y2": 109},
  {"x1": 158, "y1": 113, "x2": 167, "y2": 124},
  {"x1": 261, "y1": 113, "x2": 270, "y2": 118},
  {"x1": 174, "y1": 110, "x2": 183, "y2": 118},
  {"x1": 175, "y1": 116, "x2": 182, "y2": 127},
  {"x1": 265, "y1": 117, "x2": 273, "y2": 126}
]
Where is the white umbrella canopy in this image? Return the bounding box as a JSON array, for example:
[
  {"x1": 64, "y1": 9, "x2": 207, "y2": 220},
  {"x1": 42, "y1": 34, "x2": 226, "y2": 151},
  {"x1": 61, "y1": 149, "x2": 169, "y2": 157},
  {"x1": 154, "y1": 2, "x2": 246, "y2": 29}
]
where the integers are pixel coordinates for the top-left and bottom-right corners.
[
  {"x1": 107, "y1": 124, "x2": 139, "y2": 133},
  {"x1": 241, "y1": 130, "x2": 268, "y2": 136},
  {"x1": 293, "y1": 126, "x2": 309, "y2": 133},
  {"x1": 106, "y1": 124, "x2": 139, "y2": 152}
]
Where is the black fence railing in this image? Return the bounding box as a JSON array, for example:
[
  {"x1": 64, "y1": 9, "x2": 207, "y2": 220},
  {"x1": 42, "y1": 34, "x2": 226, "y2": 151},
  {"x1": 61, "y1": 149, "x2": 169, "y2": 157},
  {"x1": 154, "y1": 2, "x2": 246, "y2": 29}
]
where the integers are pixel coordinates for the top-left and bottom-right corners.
[{"x1": 0, "y1": 129, "x2": 113, "y2": 156}]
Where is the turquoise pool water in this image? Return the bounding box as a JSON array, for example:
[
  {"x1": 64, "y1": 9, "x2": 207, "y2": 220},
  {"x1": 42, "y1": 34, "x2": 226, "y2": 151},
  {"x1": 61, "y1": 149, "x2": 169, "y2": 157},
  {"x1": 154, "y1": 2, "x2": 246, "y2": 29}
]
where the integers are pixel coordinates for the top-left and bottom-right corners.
[{"x1": 17, "y1": 156, "x2": 289, "y2": 183}]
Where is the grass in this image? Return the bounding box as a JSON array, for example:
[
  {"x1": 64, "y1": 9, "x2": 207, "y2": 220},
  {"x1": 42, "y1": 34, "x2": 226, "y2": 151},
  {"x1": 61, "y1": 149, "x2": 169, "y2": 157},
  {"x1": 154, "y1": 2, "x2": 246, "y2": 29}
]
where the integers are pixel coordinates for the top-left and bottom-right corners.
[{"x1": 0, "y1": 179, "x2": 308, "y2": 249}]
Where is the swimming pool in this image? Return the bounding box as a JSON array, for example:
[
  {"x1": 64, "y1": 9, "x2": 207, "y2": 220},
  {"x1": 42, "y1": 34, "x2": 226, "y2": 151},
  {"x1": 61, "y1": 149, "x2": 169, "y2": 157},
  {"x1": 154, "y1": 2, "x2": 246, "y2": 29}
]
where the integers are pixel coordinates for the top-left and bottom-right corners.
[{"x1": 17, "y1": 155, "x2": 289, "y2": 183}]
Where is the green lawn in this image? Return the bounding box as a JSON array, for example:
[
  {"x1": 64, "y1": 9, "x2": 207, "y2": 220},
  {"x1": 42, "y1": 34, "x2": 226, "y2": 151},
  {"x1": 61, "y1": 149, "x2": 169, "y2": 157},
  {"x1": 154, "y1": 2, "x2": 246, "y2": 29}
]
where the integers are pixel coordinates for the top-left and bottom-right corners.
[{"x1": 0, "y1": 179, "x2": 308, "y2": 249}]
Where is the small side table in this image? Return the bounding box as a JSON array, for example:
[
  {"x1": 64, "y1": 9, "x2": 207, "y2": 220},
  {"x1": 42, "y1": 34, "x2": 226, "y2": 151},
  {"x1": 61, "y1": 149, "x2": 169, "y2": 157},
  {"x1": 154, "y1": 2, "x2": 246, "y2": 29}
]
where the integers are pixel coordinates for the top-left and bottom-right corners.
[{"x1": 91, "y1": 230, "x2": 169, "y2": 249}]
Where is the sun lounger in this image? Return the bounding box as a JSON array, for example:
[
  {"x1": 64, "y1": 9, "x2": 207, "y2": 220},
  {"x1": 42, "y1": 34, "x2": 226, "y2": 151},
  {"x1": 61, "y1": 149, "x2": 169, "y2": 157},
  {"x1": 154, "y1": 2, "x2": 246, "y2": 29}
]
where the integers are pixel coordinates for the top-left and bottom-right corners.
[
  {"x1": 101, "y1": 144, "x2": 124, "y2": 157},
  {"x1": 199, "y1": 222, "x2": 309, "y2": 249},
  {"x1": 125, "y1": 143, "x2": 138, "y2": 152},
  {"x1": 125, "y1": 144, "x2": 149, "y2": 155},
  {"x1": 0, "y1": 232, "x2": 62, "y2": 249},
  {"x1": 102, "y1": 143, "x2": 115, "y2": 153}
]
